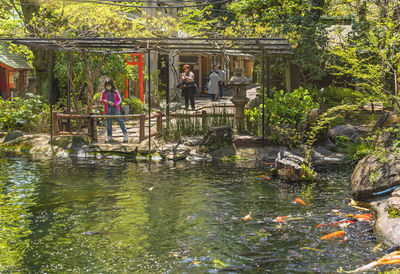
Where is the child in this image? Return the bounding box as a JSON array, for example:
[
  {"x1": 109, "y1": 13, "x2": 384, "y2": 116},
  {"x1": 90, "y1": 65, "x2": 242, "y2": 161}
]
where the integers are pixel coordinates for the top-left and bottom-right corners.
[{"x1": 100, "y1": 79, "x2": 128, "y2": 142}]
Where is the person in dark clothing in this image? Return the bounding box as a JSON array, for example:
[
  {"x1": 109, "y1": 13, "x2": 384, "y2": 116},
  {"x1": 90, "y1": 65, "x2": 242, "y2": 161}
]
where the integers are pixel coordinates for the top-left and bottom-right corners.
[{"x1": 180, "y1": 64, "x2": 196, "y2": 110}]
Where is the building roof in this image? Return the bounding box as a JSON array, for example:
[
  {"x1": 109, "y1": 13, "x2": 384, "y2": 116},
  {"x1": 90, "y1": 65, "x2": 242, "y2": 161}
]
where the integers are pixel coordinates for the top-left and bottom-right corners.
[{"x1": 0, "y1": 43, "x2": 32, "y2": 70}]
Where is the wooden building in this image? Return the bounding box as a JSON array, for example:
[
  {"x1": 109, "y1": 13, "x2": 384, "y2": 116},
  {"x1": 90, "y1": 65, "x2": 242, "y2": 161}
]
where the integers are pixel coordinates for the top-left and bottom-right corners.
[{"x1": 0, "y1": 43, "x2": 32, "y2": 100}]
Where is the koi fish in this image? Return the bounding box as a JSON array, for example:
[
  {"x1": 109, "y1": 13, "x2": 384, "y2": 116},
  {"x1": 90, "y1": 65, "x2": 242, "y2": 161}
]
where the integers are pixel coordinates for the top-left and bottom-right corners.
[
  {"x1": 263, "y1": 162, "x2": 275, "y2": 165},
  {"x1": 353, "y1": 214, "x2": 372, "y2": 222},
  {"x1": 349, "y1": 199, "x2": 371, "y2": 211},
  {"x1": 256, "y1": 176, "x2": 271, "y2": 180},
  {"x1": 321, "y1": 231, "x2": 345, "y2": 240},
  {"x1": 242, "y1": 213, "x2": 251, "y2": 221},
  {"x1": 273, "y1": 216, "x2": 288, "y2": 223},
  {"x1": 300, "y1": 247, "x2": 326, "y2": 253},
  {"x1": 338, "y1": 251, "x2": 400, "y2": 273},
  {"x1": 316, "y1": 219, "x2": 355, "y2": 228},
  {"x1": 295, "y1": 198, "x2": 311, "y2": 206},
  {"x1": 372, "y1": 243, "x2": 383, "y2": 253}
]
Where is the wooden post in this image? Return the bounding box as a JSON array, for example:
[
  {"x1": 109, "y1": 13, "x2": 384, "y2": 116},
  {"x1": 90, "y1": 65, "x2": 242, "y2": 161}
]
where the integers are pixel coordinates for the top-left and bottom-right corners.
[
  {"x1": 202, "y1": 110, "x2": 207, "y2": 132},
  {"x1": 51, "y1": 111, "x2": 58, "y2": 136},
  {"x1": 91, "y1": 117, "x2": 98, "y2": 142},
  {"x1": 139, "y1": 114, "x2": 145, "y2": 142},
  {"x1": 156, "y1": 111, "x2": 162, "y2": 133}
]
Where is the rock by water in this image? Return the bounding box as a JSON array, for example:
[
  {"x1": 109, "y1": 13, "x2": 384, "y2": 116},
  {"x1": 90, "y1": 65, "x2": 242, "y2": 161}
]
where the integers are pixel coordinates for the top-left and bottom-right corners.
[{"x1": 351, "y1": 153, "x2": 400, "y2": 199}]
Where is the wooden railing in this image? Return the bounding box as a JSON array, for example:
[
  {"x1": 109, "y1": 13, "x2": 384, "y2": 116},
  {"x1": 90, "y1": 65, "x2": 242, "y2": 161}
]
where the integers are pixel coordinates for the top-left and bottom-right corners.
[{"x1": 51, "y1": 109, "x2": 235, "y2": 143}]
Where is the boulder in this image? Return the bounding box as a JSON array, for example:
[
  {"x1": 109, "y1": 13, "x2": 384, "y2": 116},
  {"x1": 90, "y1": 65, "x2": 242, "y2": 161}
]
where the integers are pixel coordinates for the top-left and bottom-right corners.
[
  {"x1": 199, "y1": 126, "x2": 235, "y2": 157},
  {"x1": 379, "y1": 125, "x2": 400, "y2": 147},
  {"x1": 275, "y1": 151, "x2": 308, "y2": 182},
  {"x1": 179, "y1": 136, "x2": 203, "y2": 147},
  {"x1": 137, "y1": 138, "x2": 158, "y2": 154},
  {"x1": 160, "y1": 144, "x2": 190, "y2": 161},
  {"x1": 51, "y1": 135, "x2": 91, "y2": 149},
  {"x1": 351, "y1": 153, "x2": 400, "y2": 199},
  {"x1": 392, "y1": 188, "x2": 400, "y2": 198},
  {"x1": 388, "y1": 197, "x2": 400, "y2": 211},
  {"x1": 370, "y1": 198, "x2": 400, "y2": 245},
  {"x1": 3, "y1": 130, "x2": 24, "y2": 143},
  {"x1": 311, "y1": 146, "x2": 347, "y2": 166},
  {"x1": 328, "y1": 125, "x2": 369, "y2": 143}
]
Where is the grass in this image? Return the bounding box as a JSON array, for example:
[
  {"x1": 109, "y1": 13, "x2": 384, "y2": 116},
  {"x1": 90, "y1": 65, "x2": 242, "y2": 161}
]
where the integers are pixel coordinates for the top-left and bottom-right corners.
[{"x1": 163, "y1": 107, "x2": 235, "y2": 142}]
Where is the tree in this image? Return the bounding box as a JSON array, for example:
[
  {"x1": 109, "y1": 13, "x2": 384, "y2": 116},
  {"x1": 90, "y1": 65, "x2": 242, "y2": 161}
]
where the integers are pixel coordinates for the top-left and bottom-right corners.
[
  {"x1": 228, "y1": 0, "x2": 330, "y2": 86},
  {"x1": 329, "y1": 0, "x2": 400, "y2": 110}
]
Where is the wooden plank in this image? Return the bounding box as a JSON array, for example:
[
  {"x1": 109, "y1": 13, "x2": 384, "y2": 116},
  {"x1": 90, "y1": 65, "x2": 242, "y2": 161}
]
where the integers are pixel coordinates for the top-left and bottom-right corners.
[
  {"x1": 51, "y1": 111, "x2": 59, "y2": 136},
  {"x1": 56, "y1": 132, "x2": 89, "y2": 136},
  {"x1": 156, "y1": 111, "x2": 162, "y2": 133},
  {"x1": 139, "y1": 114, "x2": 145, "y2": 142}
]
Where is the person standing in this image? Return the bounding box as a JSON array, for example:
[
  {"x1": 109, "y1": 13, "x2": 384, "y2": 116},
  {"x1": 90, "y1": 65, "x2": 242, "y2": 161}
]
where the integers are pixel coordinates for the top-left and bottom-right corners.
[
  {"x1": 180, "y1": 64, "x2": 196, "y2": 110},
  {"x1": 218, "y1": 65, "x2": 226, "y2": 98},
  {"x1": 101, "y1": 79, "x2": 128, "y2": 142},
  {"x1": 208, "y1": 68, "x2": 220, "y2": 102}
]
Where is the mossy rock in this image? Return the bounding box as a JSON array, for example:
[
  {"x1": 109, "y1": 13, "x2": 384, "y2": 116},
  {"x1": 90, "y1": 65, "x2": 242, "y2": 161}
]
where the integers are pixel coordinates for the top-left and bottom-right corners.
[
  {"x1": 50, "y1": 135, "x2": 91, "y2": 149},
  {"x1": 3, "y1": 130, "x2": 24, "y2": 143}
]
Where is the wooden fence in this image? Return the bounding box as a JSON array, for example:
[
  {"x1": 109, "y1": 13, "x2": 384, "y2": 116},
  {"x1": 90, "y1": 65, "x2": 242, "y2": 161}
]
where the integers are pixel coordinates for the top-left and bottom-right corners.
[{"x1": 51, "y1": 110, "x2": 235, "y2": 143}]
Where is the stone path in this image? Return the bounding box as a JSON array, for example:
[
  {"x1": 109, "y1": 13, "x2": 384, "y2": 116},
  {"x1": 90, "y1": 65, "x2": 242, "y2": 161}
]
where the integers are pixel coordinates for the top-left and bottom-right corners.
[{"x1": 96, "y1": 85, "x2": 259, "y2": 143}]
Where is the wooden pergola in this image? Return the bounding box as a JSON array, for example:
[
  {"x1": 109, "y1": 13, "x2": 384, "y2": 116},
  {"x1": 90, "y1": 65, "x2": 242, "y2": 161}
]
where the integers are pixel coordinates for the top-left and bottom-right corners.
[{"x1": 3, "y1": 36, "x2": 293, "y2": 150}]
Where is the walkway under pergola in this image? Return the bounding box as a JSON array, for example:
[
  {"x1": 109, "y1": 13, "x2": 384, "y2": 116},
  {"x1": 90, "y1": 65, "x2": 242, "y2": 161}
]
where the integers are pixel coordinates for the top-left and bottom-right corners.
[{"x1": 3, "y1": 36, "x2": 293, "y2": 149}]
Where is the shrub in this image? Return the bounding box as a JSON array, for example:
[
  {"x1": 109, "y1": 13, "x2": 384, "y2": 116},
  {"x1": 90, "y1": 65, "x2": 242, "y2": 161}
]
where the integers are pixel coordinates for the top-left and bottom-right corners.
[
  {"x1": 122, "y1": 96, "x2": 148, "y2": 114},
  {"x1": 264, "y1": 87, "x2": 319, "y2": 129},
  {"x1": 0, "y1": 93, "x2": 46, "y2": 132},
  {"x1": 312, "y1": 86, "x2": 362, "y2": 108}
]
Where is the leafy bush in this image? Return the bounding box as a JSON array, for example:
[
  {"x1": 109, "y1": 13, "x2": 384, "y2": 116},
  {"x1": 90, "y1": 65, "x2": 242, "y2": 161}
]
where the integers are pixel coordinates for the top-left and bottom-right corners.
[
  {"x1": 264, "y1": 87, "x2": 319, "y2": 129},
  {"x1": 312, "y1": 86, "x2": 362, "y2": 108},
  {"x1": 246, "y1": 87, "x2": 318, "y2": 145},
  {"x1": 122, "y1": 97, "x2": 148, "y2": 114},
  {"x1": 0, "y1": 94, "x2": 46, "y2": 132}
]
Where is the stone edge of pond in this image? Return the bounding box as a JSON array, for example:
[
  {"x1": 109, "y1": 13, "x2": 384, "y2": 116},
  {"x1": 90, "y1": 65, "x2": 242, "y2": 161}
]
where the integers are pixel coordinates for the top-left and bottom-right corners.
[
  {"x1": 0, "y1": 133, "x2": 350, "y2": 167},
  {"x1": 369, "y1": 197, "x2": 400, "y2": 246}
]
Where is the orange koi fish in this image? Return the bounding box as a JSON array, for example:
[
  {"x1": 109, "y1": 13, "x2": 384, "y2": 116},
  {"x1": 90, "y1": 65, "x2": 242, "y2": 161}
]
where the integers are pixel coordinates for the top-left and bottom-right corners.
[
  {"x1": 339, "y1": 251, "x2": 400, "y2": 273},
  {"x1": 295, "y1": 198, "x2": 311, "y2": 206},
  {"x1": 242, "y1": 213, "x2": 251, "y2": 221},
  {"x1": 321, "y1": 231, "x2": 345, "y2": 240},
  {"x1": 353, "y1": 214, "x2": 372, "y2": 222},
  {"x1": 316, "y1": 219, "x2": 355, "y2": 228},
  {"x1": 273, "y1": 216, "x2": 288, "y2": 223},
  {"x1": 263, "y1": 162, "x2": 275, "y2": 165}
]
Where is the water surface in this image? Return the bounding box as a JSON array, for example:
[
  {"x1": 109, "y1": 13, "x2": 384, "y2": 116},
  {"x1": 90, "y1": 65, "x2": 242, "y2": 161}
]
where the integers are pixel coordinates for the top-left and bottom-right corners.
[{"x1": 0, "y1": 153, "x2": 394, "y2": 273}]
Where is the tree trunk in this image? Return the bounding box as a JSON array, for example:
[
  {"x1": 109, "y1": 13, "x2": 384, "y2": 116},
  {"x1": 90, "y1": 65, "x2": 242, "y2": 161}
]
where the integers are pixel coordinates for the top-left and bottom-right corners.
[
  {"x1": 81, "y1": 51, "x2": 108, "y2": 114},
  {"x1": 19, "y1": 0, "x2": 54, "y2": 101}
]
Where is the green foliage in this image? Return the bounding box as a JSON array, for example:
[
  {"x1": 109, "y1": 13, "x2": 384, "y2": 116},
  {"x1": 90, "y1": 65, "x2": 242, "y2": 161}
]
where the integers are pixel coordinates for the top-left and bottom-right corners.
[
  {"x1": 0, "y1": 94, "x2": 47, "y2": 132},
  {"x1": 337, "y1": 138, "x2": 374, "y2": 162},
  {"x1": 245, "y1": 87, "x2": 319, "y2": 146},
  {"x1": 388, "y1": 207, "x2": 400, "y2": 219},
  {"x1": 232, "y1": 0, "x2": 329, "y2": 85},
  {"x1": 122, "y1": 97, "x2": 148, "y2": 114},
  {"x1": 312, "y1": 86, "x2": 362, "y2": 108},
  {"x1": 300, "y1": 164, "x2": 317, "y2": 182},
  {"x1": 329, "y1": 1, "x2": 400, "y2": 111},
  {"x1": 265, "y1": 87, "x2": 319, "y2": 129},
  {"x1": 245, "y1": 107, "x2": 261, "y2": 136},
  {"x1": 164, "y1": 109, "x2": 234, "y2": 142}
]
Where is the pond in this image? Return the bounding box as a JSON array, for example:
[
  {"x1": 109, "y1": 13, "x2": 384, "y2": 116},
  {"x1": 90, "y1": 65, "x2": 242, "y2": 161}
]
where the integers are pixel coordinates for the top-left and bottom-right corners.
[{"x1": 0, "y1": 153, "x2": 395, "y2": 273}]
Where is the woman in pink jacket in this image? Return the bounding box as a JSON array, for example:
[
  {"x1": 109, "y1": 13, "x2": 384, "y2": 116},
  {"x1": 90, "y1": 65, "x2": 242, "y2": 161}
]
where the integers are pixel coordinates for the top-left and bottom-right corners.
[{"x1": 100, "y1": 79, "x2": 128, "y2": 142}]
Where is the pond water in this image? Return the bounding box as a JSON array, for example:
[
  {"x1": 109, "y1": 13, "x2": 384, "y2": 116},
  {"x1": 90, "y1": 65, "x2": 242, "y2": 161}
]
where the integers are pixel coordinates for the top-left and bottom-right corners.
[{"x1": 0, "y1": 153, "x2": 396, "y2": 273}]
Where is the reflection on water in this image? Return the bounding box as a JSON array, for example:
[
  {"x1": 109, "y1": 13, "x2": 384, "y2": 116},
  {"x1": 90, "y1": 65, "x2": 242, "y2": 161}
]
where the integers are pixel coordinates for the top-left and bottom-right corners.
[{"x1": 0, "y1": 153, "x2": 396, "y2": 272}]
